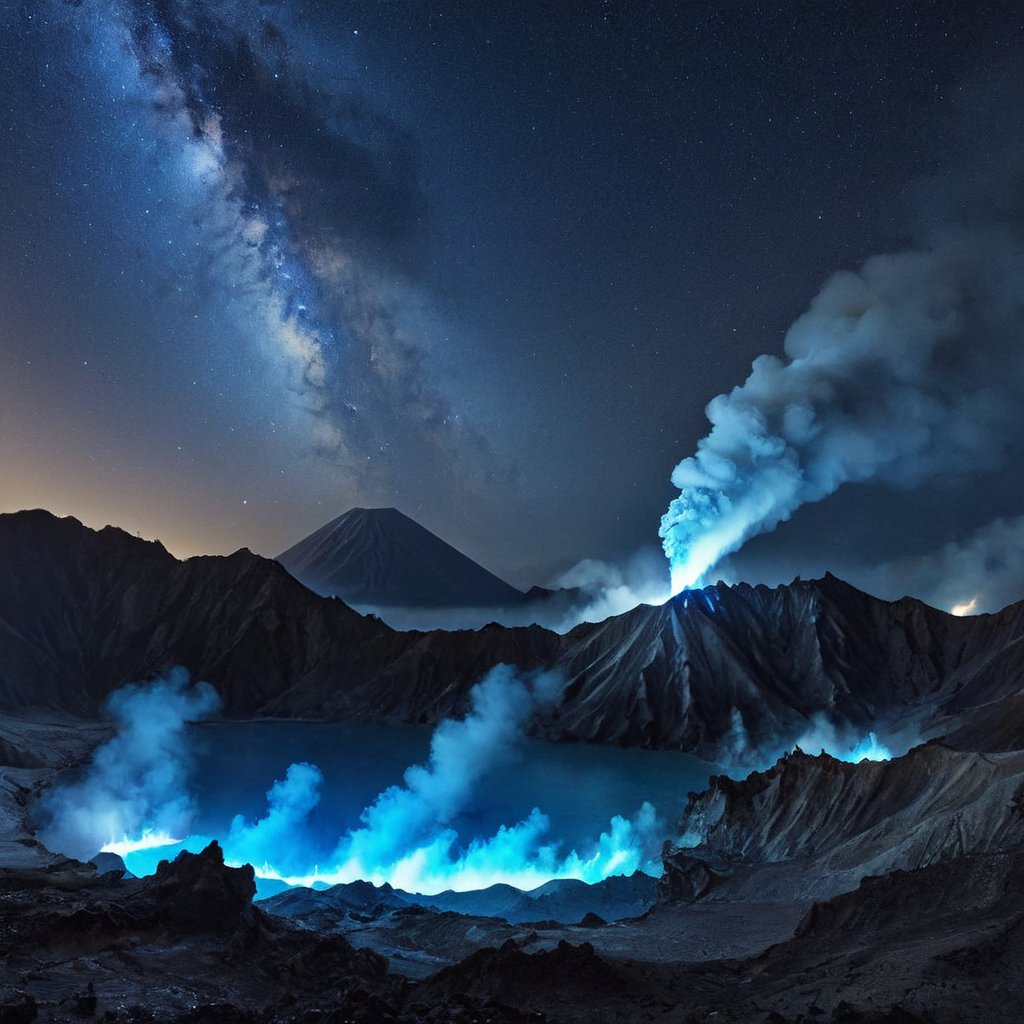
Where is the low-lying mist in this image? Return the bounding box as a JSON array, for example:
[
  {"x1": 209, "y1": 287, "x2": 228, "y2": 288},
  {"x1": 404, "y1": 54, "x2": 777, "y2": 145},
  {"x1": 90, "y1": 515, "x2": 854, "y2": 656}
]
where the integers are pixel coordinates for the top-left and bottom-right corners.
[
  {"x1": 38, "y1": 666, "x2": 664, "y2": 894},
  {"x1": 354, "y1": 547, "x2": 673, "y2": 634}
]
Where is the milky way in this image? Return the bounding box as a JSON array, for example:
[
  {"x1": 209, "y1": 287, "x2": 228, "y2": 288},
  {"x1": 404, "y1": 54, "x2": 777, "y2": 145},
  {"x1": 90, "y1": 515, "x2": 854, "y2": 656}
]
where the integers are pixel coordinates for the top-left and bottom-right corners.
[{"x1": 3, "y1": 1, "x2": 1024, "y2": 593}]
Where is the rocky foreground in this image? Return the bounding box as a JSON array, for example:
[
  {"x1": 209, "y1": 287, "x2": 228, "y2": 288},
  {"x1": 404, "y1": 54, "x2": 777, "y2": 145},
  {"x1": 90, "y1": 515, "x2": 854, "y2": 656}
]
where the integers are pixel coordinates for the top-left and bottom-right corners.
[
  {"x1": 1, "y1": 710, "x2": 1023, "y2": 1022},
  {"x1": 1, "y1": 828, "x2": 1022, "y2": 1023}
]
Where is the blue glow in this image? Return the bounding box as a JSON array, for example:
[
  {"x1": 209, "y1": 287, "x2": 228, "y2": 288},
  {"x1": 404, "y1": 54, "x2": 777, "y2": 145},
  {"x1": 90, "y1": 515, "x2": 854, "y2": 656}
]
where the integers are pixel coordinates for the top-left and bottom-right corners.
[
  {"x1": 99, "y1": 668, "x2": 671, "y2": 896},
  {"x1": 843, "y1": 732, "x2": 892, "y2": 763},
  {"x1": 121, "y1": 834, "x2": 215, "y2": 878}
]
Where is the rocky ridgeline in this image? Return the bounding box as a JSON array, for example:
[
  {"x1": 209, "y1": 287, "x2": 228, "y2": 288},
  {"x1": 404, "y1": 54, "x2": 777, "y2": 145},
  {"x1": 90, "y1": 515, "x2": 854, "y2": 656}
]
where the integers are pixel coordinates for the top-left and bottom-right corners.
[
  {"x1": 5, "y1": 510, "x2": 1024, "y2": 757},
  {"x1": 659, "y1": 741, "x2": 1024, "y2": 903}
]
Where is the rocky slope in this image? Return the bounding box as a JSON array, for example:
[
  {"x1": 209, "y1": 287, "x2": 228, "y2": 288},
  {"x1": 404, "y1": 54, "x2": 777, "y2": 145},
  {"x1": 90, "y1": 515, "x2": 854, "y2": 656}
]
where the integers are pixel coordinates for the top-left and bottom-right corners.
[
  {"x1": 278, "y1": 506, "x2": 526, "y2": 607},
  {"x1": 410, "y1": 847, "x2": 1024, "y2": 1023},
  {"x1": 556, "y1": 575, "x2": 1024, "y2": 752},
  {"x1": 0, "y1": 509, "x2": 560, "y2": 720},
  {"x1": 659, "y1": 741, "x2": 1024, "y2": 904},
  {"x1": 5, "y1": 510, "x2": 1024, "y2": 757},
  {"x1": 4, "y1": 832, "x2": 1020, "y2": 1023},
  {"x1": 0, "y1": 842, "x2": 419, "y2": 1023}
]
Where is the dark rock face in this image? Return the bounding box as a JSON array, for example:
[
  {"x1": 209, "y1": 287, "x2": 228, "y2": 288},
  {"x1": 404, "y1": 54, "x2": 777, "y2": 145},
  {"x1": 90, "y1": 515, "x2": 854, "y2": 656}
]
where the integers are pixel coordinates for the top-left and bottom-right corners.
[
  {"x1": 88, "y1": 852, "x2": 128, "y2": 877},
  {"x1": 7, "y1": 510, "x2": 1024, "y2": 758},
  {"x1": 418, "y1": 938, "x2": 624, "y2": 1007},
  {"x1": 0, "y1": 509, "x2": 560, "y2": 721},
  {"x1": 657, "y1": 846, "x2": 728, "y2": 902},
  {"x1": 400, "y1": 849, "x2": 1024, "y2": 1023},
  {"x1": 556, "y1": 572, "x2": 1024, "y2": 751},
  {"x1": 147, "y1": 841, "x2": 258, "y2": 933},
  {"x1": 0, "y1": 841, "x2": 411, "y2": 1021},
  {"x1": 669, "y1": 742, "x2": 1024, "y2": 888},
  {"x1": 277, "y1": 506, "x2": 526, "y2": 608},
  {"x1": 0, "y1": 842, "x2": 261, "y2": 955}
]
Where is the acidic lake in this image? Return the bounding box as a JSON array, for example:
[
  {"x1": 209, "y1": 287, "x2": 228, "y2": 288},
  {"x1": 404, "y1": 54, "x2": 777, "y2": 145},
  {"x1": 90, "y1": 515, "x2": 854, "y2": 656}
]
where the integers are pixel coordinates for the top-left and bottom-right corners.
[{"x1": 120, "y1": 721, "x2": 727, "y2": 895}]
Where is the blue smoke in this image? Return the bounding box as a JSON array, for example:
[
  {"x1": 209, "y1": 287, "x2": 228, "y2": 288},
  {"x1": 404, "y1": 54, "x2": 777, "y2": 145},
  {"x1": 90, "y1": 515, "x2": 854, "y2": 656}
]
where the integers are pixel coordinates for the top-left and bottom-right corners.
[
  {"x1": 43, "y1": 666, "x2": 664, "y2": 895},
  {"x1": 222, "y1": 665, "x2": 662, "y2": 893},
  {"x1": 37, "y1": 669, "x2": 220, "y2": 861}
]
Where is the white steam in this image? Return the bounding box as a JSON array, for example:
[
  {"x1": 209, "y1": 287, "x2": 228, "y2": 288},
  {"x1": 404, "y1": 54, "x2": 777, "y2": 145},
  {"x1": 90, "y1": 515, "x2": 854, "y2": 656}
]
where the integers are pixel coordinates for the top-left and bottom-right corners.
[
  {"x1": 713, "y1": 708, "x2": 901, "y2": 771},
  {"x1": 37, "y1": 668, "x2": 220, "y2": 862},
  {"x1": 225, "y1": 761, "x2": 325, "y2": 877},
  {"x1": 860, "y1": 513, "x2": 1024, "y2": 615},
  {"x1": 661, "y1": 226, "x2": 1024, "y2": 591},
  {"x1": 352, "y1": 548, "x2": 672, "y2": 634},
  {"x1": 549, "y1": 549, "x2": 672, "y2": 630},
  {"x1": 224, "y1": 664, "x2": 663, "y2": 893}
]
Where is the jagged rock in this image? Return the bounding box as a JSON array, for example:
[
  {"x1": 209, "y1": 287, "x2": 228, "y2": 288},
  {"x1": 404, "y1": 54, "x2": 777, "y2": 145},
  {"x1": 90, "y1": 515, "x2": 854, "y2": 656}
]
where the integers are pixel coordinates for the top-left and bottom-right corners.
[
  {"x1": 656, "y1": 847, "x2": 728, "y2": 902},
  {"x1": 89, "y1": 852, "x2": 129, "y2": 877},
  {"x1": 9, "y1": 511, "x2": 1024, "y2": 756},
  {"x1": 666, "y1": 742, "x2": 1024, "y2": 899},
  {"x1": 146, "y1": 841, "x2": 257, "y2": 933}
]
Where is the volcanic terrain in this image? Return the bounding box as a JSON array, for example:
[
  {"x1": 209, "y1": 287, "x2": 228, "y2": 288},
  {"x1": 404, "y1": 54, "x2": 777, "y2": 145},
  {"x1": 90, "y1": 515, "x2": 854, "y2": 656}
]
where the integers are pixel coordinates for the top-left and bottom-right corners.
[{"x1": 1, "y1": 508, "x2": 1023, "y2": 1022}]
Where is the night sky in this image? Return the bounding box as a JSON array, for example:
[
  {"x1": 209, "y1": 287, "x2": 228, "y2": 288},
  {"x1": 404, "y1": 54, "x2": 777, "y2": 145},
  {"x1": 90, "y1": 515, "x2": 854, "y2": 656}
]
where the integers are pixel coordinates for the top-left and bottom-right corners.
[{"x1": 3, "y1": 1, "x2": 1024, "y2": 597}]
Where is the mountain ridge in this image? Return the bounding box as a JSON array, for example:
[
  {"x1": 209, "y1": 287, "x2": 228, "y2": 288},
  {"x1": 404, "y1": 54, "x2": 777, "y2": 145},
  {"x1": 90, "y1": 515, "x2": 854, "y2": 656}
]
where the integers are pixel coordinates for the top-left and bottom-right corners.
[{"x1": 4, "y1": 509, "x2": 1024, "y2": 758}]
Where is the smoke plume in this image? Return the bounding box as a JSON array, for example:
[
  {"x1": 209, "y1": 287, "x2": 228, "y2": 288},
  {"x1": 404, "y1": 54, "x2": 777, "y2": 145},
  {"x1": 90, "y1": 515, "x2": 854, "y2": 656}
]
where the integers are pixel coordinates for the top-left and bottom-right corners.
[
  {"x1": 792, "y1": 713, "x2": 894, "y2": 764},
  {"x1": 37, "y1": 669, "x2": 220, "y2": 861},
  {"x1": 225, "y1": 761, "x2": 325, "y2": 877},
  {"x1": 224, "y1": 664, "x2": 662, "y2": 893},
  {"x1": 662, "y1": 76, "x2": 1024, "y2": 594},
  {"x1": 661, "y1": 224, "x2": 1024, "y2": 590}
]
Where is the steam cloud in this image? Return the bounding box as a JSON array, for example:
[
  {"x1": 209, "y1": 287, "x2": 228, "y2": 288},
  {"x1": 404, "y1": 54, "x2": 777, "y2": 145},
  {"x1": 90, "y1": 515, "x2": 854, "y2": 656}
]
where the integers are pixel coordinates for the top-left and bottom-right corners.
[
  {"x1": 858, "y1": 513, "x2": 1024, "y2": 615},
  {"x1": 224, "y1": 664, "x2": 662, "y2": 893},
  {"x1": 38, "y1": 668, "x2": 220, "y2": 861},
  {"x1": 792, "y1": 713, "x2": 894, "y2": 764},
  {"x1": 661, "y1": 214, "x2": 1024, "y2": 591},
  {"x1": 39, "y1": 665, "x2": 660, "y2": 890}
]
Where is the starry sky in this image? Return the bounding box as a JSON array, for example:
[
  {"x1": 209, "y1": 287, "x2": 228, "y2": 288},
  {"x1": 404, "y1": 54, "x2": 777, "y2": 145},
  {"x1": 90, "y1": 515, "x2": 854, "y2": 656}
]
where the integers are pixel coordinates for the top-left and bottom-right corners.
[{"x1": 3, "y1": 0, "x2": 1024, "y2": 591}]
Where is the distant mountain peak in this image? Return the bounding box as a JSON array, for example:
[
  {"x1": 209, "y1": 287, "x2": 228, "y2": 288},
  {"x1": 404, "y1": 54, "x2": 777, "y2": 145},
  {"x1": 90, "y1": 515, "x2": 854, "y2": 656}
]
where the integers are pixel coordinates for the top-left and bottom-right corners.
[{"x1": 277, "y1": 507, "x2": 525, "y2": 609}]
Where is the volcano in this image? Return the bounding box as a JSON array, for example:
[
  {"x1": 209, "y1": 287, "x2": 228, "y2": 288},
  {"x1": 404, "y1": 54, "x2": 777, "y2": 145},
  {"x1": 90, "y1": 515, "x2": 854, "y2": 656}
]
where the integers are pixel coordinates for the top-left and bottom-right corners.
[
  {"x1": 4, "y1": 508, "x2": 1024, "y2": 1021},
  {"x1": 277, "y1": 507, "x2": 526, "y2": 609},
  {"x1": 5, "y1": 509, "x2": 1024, "y2": 759}
]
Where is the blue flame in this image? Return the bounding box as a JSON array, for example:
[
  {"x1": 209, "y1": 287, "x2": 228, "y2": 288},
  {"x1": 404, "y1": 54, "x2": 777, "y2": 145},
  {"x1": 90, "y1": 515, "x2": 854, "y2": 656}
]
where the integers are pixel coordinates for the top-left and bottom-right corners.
[{"x1": 843, "y1": 732, "x2": 892, "y2": 763}]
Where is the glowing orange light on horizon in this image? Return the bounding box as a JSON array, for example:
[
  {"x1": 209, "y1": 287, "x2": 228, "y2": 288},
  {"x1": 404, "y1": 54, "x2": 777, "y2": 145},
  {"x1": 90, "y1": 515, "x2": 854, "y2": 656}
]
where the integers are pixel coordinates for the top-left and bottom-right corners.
[{"x1": 950, "y1": 596, "x2": 979, "y2": 617}]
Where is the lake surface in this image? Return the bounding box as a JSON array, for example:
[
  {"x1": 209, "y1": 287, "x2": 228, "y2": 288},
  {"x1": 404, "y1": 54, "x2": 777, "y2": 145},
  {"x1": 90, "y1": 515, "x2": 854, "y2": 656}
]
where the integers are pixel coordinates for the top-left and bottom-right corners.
[{"x1": 123, "y1": 721, "x2": 726, "y2": 891}]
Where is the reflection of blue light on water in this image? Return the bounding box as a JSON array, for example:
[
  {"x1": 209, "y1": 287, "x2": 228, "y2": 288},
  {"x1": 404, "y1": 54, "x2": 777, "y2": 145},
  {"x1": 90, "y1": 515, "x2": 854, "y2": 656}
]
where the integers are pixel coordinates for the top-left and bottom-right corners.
[{"x1": 111, "y1": 723, "x2": 725, "y2": 897}]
